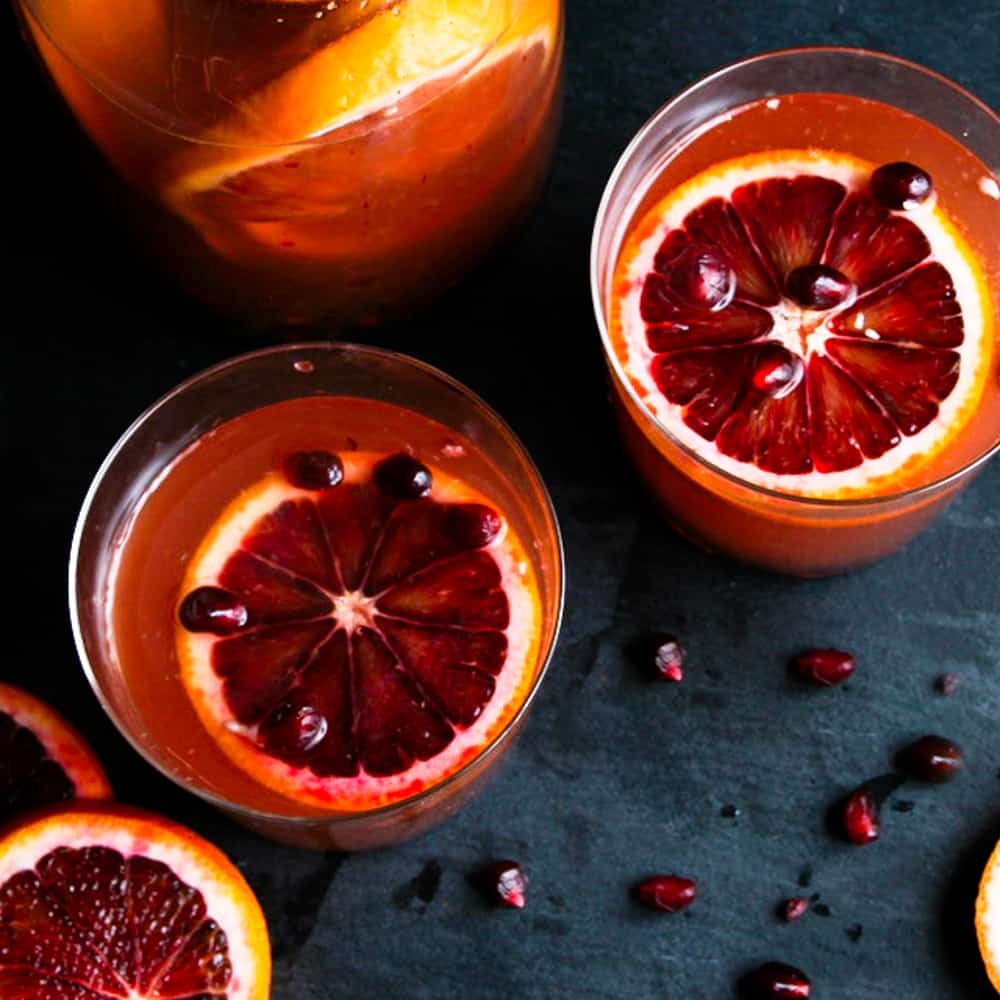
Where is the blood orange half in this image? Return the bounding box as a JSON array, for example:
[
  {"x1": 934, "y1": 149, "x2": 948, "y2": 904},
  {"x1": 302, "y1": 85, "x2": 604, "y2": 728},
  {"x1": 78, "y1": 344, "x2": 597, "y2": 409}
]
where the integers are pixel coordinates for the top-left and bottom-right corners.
[
  {"x1": 611, "y1": 150, "x2": 994, "y2": 498},
  {"x1": 176, "y1": 449, "x2": 542, "y2": 811},
  {"x1": 0, "y1": 684, "x2": 111, "y2": 823},
  {"x1": 0, "y1": 805, "x2": 269, "y2": 999}
]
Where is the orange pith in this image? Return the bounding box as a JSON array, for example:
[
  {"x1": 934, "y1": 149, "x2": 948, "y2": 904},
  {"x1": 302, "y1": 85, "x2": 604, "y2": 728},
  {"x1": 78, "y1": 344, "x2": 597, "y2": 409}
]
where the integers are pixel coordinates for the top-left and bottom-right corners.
[
  {"x1": 0, "y1": 683, "x2": 112, "y2": 822},
  {"x1": 176, "y1": 451, "x2": 543, "y2": 813},
  {"x1": 0, "y1": 804, "x2": 270, "y2": 1000},
  {"x1": 610, "y1": 149, "x2": 994, "y2": 500}
]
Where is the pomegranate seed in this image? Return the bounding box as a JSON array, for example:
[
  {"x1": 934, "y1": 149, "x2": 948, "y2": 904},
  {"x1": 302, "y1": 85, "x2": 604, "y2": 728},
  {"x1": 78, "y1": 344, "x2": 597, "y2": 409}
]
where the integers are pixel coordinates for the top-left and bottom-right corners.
[
  {"x1": 374, "y1": 453, "x2": 432, "y2": 499},
  {"x1": 258, "y1": 702, "x2": 328, "y2": 758},
  {"x1": 786, "y1": 264, "x2": 856, "y2": 310},
  {"x1": 481, "y1": 860, "x2": 527, "y2": 908},
  {"x1": 644, "y1": 632, "x2": 685, "y2": 684},
  {"x1": 751, "y1": 349, "x2": 805, "y2": 400},
  {"x1": 178, "y1": 587, "x2": 248, "y2": 635},
  {"x1": 741, "y1": 962, "x2": 811, "y2": 998},
  {"x1": 636, "y1": 875, "x2": 697, "y2": 913},
  {"x1": 842, "y1": 787, "x2": 880, "y2": 845},
  {"x1": 896, "y1": 735, "x2": 963, "y2": 783},
  {"x1": 446, "y1": 504, "x2": 502, "y2": 548},
  {"x1": 871, "y1": 161, "x2": 933, "y2": 211},
  {"x1": 284, "y1": 450, "x2": 344, "y2": 490},
  {"x1": 935, "y1": 673, "x2": 960, "y2": 696},
  {"x1": 780, "y1": 897, "x2": 810, "y2": 922},
  {"x1": 792, "y1": 648, "x2": 855, "y2": 687},
  {"x1": 664, "y1": 243, "x2": 736, "y2": 311}
]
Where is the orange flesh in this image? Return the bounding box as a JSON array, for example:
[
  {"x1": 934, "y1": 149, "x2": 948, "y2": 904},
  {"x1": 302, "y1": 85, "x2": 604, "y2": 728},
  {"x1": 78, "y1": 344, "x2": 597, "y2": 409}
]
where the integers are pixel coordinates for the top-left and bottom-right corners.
[{"x1": 108, "y1": 397, "x2": 549, "y2": 817}]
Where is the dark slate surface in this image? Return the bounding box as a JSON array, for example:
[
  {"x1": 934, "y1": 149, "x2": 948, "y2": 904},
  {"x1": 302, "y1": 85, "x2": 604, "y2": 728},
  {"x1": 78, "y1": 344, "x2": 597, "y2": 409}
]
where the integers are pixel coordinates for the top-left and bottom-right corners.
[{"x1": 5, "y1": 1, "x2": 1000, "y2": 997}]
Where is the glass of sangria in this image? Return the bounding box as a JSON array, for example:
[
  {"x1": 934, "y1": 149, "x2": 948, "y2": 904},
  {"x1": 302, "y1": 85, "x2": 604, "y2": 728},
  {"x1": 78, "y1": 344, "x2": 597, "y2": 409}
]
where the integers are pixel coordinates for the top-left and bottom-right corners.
[
  {"x1": 70, "y1": 343, "x2": 564, "y2": 848},
  {"x1": 18, "y1": 0, "x2": 563, "y2": 327},
  {"x1": 592, "y1": 48, "x2": 1000, "y2": 576}
]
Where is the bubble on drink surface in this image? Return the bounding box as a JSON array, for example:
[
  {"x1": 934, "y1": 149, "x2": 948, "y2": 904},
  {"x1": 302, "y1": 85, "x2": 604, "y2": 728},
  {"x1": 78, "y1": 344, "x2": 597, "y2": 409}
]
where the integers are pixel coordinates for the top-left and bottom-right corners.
[{"x1": 979, "y1": 176, "x2": 1000, "y2": 200}]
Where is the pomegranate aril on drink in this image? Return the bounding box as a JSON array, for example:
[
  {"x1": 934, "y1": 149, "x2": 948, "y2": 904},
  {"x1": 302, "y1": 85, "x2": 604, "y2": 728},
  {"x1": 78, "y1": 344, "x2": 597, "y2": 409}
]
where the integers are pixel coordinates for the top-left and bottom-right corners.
[
  {"x1": 741, "y1": 962, "x2": 812, "y2": 999},
  {"x1": 843, "y1": 787, "x2": 880, "y2": 845},
  {"x1": 751, "y1": 347, "x2": 804, "y2": 399},
  {"x1": 636, "y1": 875, "x2": 697, "y2": 913},
  {"x1": 897, "y1": 735, "x2": 963, "y2": 783},
  {"x1": 179, "y1": 586, "x2": 249, "y2": 635},
  {"x1": 446, "y1": 504, "x2": 502, "y2": 549},
  {"x1": 780, "y1": 897, "x2": 810, "y2": 922},
  {"x1": 661, "y1": 242, "x2": 737, "y2": 311},
  {"x1": 258, "y1": 701, "x2": 328, "y2": 762},
  {"x1": 482, "y1": 860, "x2": 527, "y2": 908},
  {"x1": 284, "y1": 450, "x2": 344, "y2": 490},
  {"x1": 792, "y1": 648, "x2": 855, "y2": 686},
  {"x1": 374, "y1": 452, "x2": 433, "y2": 499},
  {"x1": 785, "y1": 264, "x2": 856, "y2": 310},
  {"x1": 871, "y1": 161, "x2": 933, "y2": 211}
]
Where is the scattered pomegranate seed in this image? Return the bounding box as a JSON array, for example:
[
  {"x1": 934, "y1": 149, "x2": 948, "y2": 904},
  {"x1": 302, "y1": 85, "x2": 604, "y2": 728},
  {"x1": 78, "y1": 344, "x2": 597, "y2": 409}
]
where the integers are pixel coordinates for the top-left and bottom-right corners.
[
  {"x1": 751, "y1": 349, "x2": 805, "y2": 399},
  {"x1": 284, "y1": 450, "x2": 344, "y2": 490},
  {"x1": 935, "y1": 673, "x2": 960, "y2": 696},
  {"x1": 258, "y1": 703, "x2": 328, "y2": 758},
  {"x1": 178, "y1": 586, "x2": 249, "y2": 635},
  {"x1": 842, "y1": 787, "x2": 880, "y2": 845},
  {"x1": 792, "y1": 648, "x2": 855, "y2": 687},
  {"x1": 636, "y1": 875, "x2": 697, "y2": 913},
  {"x1": 664, "y1": 243, "x2": 736, "y2": 311},
  {"x1": 871, "y1": 161, "x2": 933, "y2": 211},
  {"x1": 740, "y1": 962, "x2": 811, "y2": 998},
  {"x1": 786, "y1": 264, "x2": 856, "y2": 310},
  {"x1": 780, "y1": 897, "x2": 810, "y2": 922},
  {"x1": 897, "y1": 735, "x2": 964, "y2": 783},
  {"x1": 641, "y1": 633, "x2": 685, "y2": 682},
  {"x1": 481, "y1": 860, "x2": 527, "y2": 908},
  {"x1": 375, "y1": 452, "x2": 433, "y2": 499}
]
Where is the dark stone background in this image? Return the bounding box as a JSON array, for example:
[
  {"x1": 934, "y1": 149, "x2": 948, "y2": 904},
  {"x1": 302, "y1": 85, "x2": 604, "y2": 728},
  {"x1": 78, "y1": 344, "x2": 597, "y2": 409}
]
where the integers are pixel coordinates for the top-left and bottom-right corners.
[{"x1": 4, "y1": 1, "x2": 1000, "y2": 997}]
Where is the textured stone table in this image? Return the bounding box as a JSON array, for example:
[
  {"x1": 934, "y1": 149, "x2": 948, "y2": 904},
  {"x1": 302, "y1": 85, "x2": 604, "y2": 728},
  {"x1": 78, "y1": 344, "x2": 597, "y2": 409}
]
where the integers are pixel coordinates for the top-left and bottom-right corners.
[{"x1": 5, "y1": 0, "x2": 1000, "y2": 996}]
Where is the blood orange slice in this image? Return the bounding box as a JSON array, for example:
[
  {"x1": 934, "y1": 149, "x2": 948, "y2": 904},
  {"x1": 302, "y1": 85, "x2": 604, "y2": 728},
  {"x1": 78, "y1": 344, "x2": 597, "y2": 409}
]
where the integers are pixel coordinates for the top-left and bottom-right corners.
[
  {"x1": 0, "y1": 684, "x2": 111, "y2": 824},
  {"x1": 159, "y1": 0, "x2": 557, "y2": 260},
  {"x1": 0, "y1": 805, "x2": 269, "y2": 999},
  {"x1": 612, "y1": 150, "x2": 994, "y2": 498},
  {"x1": 976, "y1": 837, "x2": 1000, "y2": 993},
  {"x1": 175, "y1": 450, "x2": 542, "y2": 811}
]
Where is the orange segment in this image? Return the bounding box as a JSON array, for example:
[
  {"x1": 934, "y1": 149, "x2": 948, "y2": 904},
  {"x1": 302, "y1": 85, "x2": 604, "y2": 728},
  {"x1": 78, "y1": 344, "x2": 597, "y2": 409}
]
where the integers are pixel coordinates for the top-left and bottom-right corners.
[
  {"x1": 175, "y1": 450, "x2": 542, "y2": 812},
  {"x1": 0, "y1": 804, "x2": 270, "y2": 1000},
  {"x1": 0, "y1": 683, "x2": 111, "y2": 823}
]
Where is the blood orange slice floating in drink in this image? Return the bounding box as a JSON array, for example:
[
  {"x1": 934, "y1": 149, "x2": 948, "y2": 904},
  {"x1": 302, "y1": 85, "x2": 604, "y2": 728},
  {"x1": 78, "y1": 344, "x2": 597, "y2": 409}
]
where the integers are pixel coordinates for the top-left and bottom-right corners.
[
  {"x1": 611, "y1": 150, "x2": 994, "y2": 498},
  {"x1": 0, "y1": 683, "x2": 111, "y2": 823},
  {"x1": 0, "y1": 805, "x2": 270, "y2": 999},
  {"x1": 175, "y1": 449, "x2": 541, "y2": 811}
]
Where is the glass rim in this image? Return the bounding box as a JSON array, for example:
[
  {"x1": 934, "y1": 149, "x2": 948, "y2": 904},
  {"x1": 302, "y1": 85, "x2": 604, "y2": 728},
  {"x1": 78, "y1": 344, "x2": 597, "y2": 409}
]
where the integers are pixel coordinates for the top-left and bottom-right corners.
[
  {"x1": 68, "y1": 340, "x2": 566, "y2": 826},
  {"x1": 590, "y1": 45, "x2": 1000, "y2": 510},
  {"x1": 22, "y1": 0, "x2": 537, "y2": 149}
]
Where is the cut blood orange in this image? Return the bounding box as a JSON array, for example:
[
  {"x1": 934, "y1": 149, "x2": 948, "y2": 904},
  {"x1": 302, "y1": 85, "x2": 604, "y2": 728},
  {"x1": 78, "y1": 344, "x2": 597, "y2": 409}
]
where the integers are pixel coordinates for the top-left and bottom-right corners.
[
  {"x1": 0, "y1": 684, "x2": 111, "y2": 823},
  {"x1": 158, "y1": 0, "x2": 559, "y2": 263},
  {"x1": 612, "y1": 150, "x2": 994, "y2": 498},
  {"x1": 175, "y1": 450, "x2": 541, "y2": 811},
  {"x1": 0, "y1": 805, "x2": 270, "y2": 999},
  {"x1": 977, "y1": 838, "x2": 1000, "y2": 993}
]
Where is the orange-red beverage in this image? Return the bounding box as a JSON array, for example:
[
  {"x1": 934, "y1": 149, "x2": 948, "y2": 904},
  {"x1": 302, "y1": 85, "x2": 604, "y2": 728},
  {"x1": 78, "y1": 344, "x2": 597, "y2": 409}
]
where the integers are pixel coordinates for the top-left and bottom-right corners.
[
  {"x1": 593, "y1": 49, "x2": 1000, "y2": 576},
  {"x1": 19, "y1": 0, "x2": 563, "y2": 326},
  {"x1": 71, "y1": 345, "x2": 564, "y2": 848}
]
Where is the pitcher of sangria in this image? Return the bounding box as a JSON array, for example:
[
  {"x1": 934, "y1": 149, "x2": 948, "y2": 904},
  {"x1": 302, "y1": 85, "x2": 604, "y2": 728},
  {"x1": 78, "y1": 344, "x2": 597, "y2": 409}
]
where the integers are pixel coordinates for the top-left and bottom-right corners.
[{"x1": 18, "y1": 0, "x2": 563, "y2": 326}]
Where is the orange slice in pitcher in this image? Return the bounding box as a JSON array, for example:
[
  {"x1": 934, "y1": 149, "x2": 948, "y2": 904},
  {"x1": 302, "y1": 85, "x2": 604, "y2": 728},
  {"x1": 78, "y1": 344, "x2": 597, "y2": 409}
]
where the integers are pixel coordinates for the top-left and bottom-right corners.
[
  {"x1": 0, "y1": 805, "x2": 270, "y2": 999},
  {"x1": 159, "y1": 0, "x2": 557, "y2": 259},
  {"x1": 0, "y1": 683, "x2": 111, "y2": 824},
  {"x1": 611, "y1": 151, "x2": 994, "y2": 498},
  {"x1": 175, "y1": 450, "x2": 541, "y2": 811}
]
